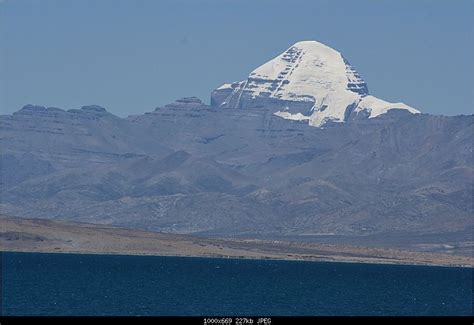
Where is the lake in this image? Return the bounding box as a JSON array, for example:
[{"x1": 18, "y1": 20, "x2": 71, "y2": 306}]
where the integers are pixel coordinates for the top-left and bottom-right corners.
[{"x1": 1, "y1": 252, "x2": 472, "y2": 316}]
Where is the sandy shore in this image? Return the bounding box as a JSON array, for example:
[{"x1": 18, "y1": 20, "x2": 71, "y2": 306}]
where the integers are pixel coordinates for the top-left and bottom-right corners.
[{"x1": 1, "y1": 215, "x2": 473, "y2": 268}]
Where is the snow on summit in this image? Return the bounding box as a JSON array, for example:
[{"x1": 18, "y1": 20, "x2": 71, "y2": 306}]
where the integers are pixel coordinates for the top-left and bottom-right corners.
[{"x1": 211, "y1": 40, "x2": 420, "y2": 127}]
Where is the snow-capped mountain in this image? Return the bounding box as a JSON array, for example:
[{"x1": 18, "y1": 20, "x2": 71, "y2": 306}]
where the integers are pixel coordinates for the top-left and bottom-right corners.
[
  {"x1": 211, "y1": 41, "x2": 420, "y2": 127},
  {"x1": 1, "y1": 40, "x2": 471, "y2": 253}
]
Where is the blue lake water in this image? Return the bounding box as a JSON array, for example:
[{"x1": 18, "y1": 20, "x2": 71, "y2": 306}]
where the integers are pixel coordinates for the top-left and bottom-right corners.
[{"x1": 1, "y1": 252, "x2": 472, "y2": 316}]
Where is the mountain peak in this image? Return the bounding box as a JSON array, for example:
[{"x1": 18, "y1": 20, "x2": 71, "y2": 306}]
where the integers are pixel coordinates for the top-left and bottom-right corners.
[
  {"x1": 175, "y1": 97, "x2": 203, "y2": 104},
  {"x1": 80, "y1": 105, "x2": 107, "y2": 113},
  {"x1": 211, "y1": 40, "x2": 419, "y2": 127},
  {"x1": 154, "y1": 97, "x2": 206, "y2": 112}
]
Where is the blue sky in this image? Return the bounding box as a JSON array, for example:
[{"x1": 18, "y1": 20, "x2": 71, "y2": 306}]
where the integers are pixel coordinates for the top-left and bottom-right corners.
[{"x1": 1, "y1": 0, "x2": 473, "y2": 116}]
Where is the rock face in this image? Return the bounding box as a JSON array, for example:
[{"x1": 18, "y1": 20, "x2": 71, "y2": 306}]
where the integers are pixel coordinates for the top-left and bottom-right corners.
[{"x1": 211, "y1": 41, "x2": 419, "y2": 127}]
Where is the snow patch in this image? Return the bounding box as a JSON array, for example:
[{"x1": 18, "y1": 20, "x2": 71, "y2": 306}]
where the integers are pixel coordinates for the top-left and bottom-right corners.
[
  {"x1": 356, "y1": 95, "x2": 420, "y2": 118},
  {"x1": 274, "y1": 111, "x2": 310, "y2": 121},
  {"x1": 217, "y1": 83, "x2": 233, "y2": 90}
]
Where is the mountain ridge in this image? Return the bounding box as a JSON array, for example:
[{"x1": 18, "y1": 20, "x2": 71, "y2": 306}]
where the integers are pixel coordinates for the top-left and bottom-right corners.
[{"x1": 1, "y1": 100, "x2": 472, "y2": 255}]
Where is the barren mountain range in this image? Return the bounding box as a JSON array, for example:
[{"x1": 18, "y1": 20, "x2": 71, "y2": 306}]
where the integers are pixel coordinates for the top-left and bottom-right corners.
[{"x1": 1, "y1": 41, "x2": 472, "y2": 255}]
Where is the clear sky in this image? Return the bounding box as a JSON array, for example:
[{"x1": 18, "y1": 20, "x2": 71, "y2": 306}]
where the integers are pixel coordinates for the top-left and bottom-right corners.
[{"x1": 1, "y1": 0, "x2": 473, "y2": 116}]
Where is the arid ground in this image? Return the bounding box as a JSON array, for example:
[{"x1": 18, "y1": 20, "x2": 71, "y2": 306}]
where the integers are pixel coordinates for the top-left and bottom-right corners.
[{"x1": 1, "y1": 215, "x2": 472, "y2": 268}]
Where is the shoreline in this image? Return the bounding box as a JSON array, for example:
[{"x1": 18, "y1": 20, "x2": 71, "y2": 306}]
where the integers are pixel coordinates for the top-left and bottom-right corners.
[
  {"x1": 2, "y1": 247, "x2": 472, "y2": 269},
  {"x1": 1, "y1": 215, "x2": 473, "y2": 269}
]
